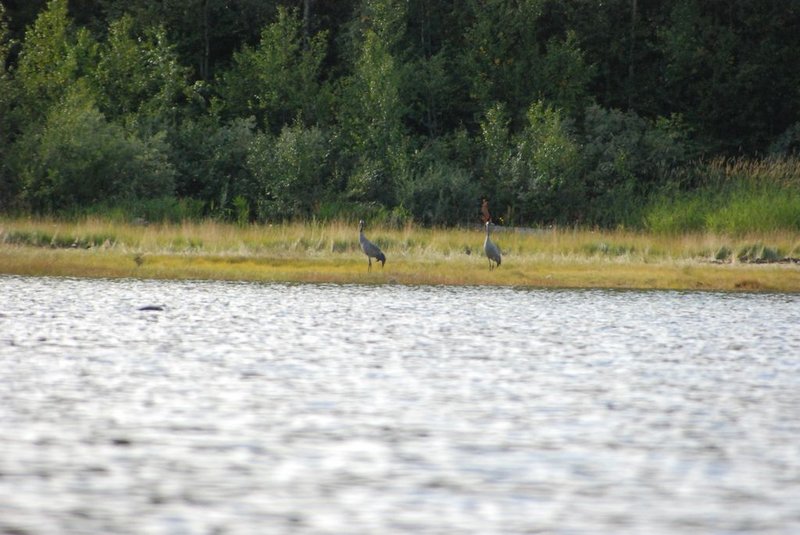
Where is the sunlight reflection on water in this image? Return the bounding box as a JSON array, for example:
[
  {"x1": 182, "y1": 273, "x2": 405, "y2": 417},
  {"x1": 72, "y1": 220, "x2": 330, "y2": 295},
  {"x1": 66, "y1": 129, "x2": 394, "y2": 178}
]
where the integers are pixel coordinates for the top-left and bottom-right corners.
[{"x1": 1, "y1": 276, "x2": 799, "y2": 534}]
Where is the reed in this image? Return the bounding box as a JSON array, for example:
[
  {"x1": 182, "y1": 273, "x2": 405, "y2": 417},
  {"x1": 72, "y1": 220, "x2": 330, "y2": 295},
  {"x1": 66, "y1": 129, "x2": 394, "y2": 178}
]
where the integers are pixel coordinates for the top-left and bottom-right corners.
[
  {"x1": 646, "y1": 157, "x2": 800, "y2": 235},
  {"x1": 2, "y1": 216, "x2": 800, "y2": 291}
]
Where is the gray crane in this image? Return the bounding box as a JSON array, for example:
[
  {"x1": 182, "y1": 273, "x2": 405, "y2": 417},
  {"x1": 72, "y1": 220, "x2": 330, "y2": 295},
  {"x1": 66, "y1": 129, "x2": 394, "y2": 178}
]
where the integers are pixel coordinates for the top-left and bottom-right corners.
[
  {"x1": 483, "y1": 221, "x2": 502, "y2": 270},
  {"x1": 359, "y1": 219, "x2": 386, "y2": 271}
]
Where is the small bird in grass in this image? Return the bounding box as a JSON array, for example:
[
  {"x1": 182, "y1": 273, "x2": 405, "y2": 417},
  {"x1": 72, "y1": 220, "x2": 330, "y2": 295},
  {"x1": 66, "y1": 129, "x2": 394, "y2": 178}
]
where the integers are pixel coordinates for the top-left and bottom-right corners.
[
  {"x1": 484, "y1": 221, "x2": 502, "y2": 270},
  {"x1": 359, "y1": 219, "x2": 386, "y2": 272}
]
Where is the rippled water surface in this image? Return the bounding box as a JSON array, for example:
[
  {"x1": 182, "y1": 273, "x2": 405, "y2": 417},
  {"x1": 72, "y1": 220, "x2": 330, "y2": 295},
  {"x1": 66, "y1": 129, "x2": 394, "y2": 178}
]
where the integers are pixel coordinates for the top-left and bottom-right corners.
[{"x1": 1, "y1": 276, "x2": 800, "y2": 534}]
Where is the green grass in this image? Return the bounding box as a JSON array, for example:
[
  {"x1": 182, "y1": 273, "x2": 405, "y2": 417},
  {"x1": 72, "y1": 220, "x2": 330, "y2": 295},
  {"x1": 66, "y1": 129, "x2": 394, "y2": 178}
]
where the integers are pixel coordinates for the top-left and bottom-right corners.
[
  {"x1": 645, "y1": 157, "x2": 800, "y2": 235},
  {"x1": 646, "y1": 187, "x2": 800, "y2": 235}
]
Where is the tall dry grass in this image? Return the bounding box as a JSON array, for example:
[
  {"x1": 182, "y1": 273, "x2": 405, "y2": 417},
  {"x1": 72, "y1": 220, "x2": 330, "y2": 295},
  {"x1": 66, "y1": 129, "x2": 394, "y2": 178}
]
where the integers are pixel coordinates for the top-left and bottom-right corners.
[
  {"x1": 3, "y1": 216, "x2": 800, "y2": 263},
  {"x1": 3, "y1": 216, "x2": 800, "y2": 291}
]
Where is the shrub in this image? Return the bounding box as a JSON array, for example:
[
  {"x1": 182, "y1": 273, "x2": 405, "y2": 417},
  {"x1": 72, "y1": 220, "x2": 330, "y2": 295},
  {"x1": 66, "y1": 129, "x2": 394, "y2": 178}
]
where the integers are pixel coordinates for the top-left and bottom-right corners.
[
  {"x1": 399, "y1": 161, "x2": 479, "y2": 226},
  {"x1": 15, "y1": 88, "x2": 175, "y2": 213},
  {"x1": 510, "y1": 101, "x2": 584, "y2": 224},
  {"x1": 580, "y1": 105, "x2": 690, "y2": 226},
  {"x1": 478, "y1": 101, "x2": 584, "y2": 225},
  {"x1": 247, "y1": 122, "x2": 329, "y2": 221}
]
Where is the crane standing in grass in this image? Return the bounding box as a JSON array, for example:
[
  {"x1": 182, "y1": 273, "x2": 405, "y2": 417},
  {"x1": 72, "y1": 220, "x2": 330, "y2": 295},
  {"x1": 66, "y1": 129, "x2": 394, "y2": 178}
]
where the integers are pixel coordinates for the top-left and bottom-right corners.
[
  {"x1": 484, "y1": 221, "x2": 502, "y2": 270},
  {"x1": 359, "y1": 219, "x2": 386, "y2": 272}
]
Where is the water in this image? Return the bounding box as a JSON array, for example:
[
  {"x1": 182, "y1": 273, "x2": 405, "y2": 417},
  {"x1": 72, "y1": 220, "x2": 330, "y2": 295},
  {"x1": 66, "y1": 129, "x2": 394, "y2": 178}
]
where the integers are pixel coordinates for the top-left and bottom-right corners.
[{"x1": 1, "y1": 276, "x2": 799, "y2": 534}]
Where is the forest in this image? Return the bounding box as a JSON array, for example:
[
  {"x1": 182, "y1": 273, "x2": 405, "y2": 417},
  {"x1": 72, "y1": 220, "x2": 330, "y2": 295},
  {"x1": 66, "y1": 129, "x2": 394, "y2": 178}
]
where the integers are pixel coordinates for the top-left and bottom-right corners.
[{"x1": 1, "y1": 0, "x2": 800, "y2": 230}]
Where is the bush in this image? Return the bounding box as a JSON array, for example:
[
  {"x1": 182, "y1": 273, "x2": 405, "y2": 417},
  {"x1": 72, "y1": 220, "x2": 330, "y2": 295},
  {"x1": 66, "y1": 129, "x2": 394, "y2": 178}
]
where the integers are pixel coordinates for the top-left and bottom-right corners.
[
  {"x1": 217, "y1": 7, "x2": 328, "y2": 132},
  {"x1": 399, "y1": 162, "x2": 479, "y2": 226},
  {"x1": 477, "y1": 101, "x2": 585, "y2": 225},
  {"x1": 509, "y1": 101, "x2": 584, "y2": 224},
  {"x1": 14, "y1": 88, "x2": 175, "y2": 213},
  {"x1": 247, "y1": 122, "x2": 329, "y2": 221},
  {"x1": 580, "y1": 105, "x2": 690, "y2": 226},
  {"x1": 170, "y1": 116, "x2": 257, "y2": 219}
]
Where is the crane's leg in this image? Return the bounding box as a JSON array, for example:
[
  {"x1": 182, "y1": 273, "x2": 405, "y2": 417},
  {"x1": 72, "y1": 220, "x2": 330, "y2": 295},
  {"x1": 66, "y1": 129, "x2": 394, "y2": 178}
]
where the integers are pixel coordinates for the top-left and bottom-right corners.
[{"x1": 368, "y1": 257, "x2": 372, "y2": 272}]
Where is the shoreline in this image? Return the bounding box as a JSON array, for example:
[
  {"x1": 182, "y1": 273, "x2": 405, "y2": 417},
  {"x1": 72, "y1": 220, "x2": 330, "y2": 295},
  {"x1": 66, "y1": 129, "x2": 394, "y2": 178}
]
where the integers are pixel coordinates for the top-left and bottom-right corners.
[
  {"x1": 2, "y1": 246, "x2": 799, "y2": 292},
  {"x1": 2, "y1": 218, "x2": 800, "y2": 292}
]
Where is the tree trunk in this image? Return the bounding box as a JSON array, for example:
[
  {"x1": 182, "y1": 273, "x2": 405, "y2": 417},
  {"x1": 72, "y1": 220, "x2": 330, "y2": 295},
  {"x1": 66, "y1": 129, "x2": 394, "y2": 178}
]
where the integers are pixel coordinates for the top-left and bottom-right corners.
[
  {"x1": 627, "y1": 0, "x2": 637, "y2": 109},
  {"x1": 302, "y1": 0, "x2": 314, "y2": 47},
  {"x1": 201, "y1": 0, "x2": 210, "y2": 80}
]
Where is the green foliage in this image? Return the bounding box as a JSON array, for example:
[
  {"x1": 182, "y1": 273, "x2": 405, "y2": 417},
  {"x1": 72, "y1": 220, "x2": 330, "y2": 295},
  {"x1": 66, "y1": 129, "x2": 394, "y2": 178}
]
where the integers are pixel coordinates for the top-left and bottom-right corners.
[
  {"x1": 92, "y1": 16, "x2": 190, "y2": 124},
  {"x1": 510, "y1": 101, "x2": 583, "y2": 224},
  {"x1": 218, "y1": 7, "x2": 328, "y2": 132},
  {"x1": 14, "y1": 87, "x2": 175, "y2": 213},
  {"x1": 400, "y1": 161, "x2": 478, "y2": 226},
  {"x1": 706, "y1": 189, "x2": 800, "y2": 234},
  {"x1": 2, "y1": 0, "x2": 800, "y2": 232},
  {"x1": 232, "y1": 196, "x2": 250, "y2": 227},
  {"x1": 659, "y1": 1, "x2": 800, "y2": 152},
  {"x1": 644, "y1": 192, "x2": 710, "y2": 233},
  {"x1": 361, "y1": 0, "x2": 407, "y2": 51},
  {"x1": 406, "y1": 50, "x2": 453, "y2": 136},
  {"x1": 579, "y1": 105, "x2": 689, "y2": 226},
  {"x1": 478, "y1": 102, "x2": 513, "y2": 211},
  {"x1": 0, "y1": 3, "x2": 9, "y2": 62},
  {"x1": 3, "y1": 229, "x2": 55, "y2": 247},
  {"x1": 314, "y1": 199, "x2": 383, "y2": 223},
  {"x1": 539, "y1": 31, "x2": 595, "y2": 117},
  {"x1": 479, "y1": 101, "x2": 583, "y2": 225},
  {"x1": 645, "y1": 159, "x2": 800, "y2": 234},
  {"x1": 247, "y1": 122, "x2": 330, "y2": 221},
  {"x1": 369, "y1": 205, "x2": 412, "y2": 229},
  {"x1": 0, "y1": 3, "x2": 15, "y2": 210},
  {"x1": 92, "y1": 0, "x2": 278, "y2": 82},
  {"x1": 395, "y1": 132, "x2": 480, "y2": 226},
  {"x1": 86, "y1": 197, "x2": 205, "y2": 223},
  {"x1": 13, "y1": 0, "x2": 99, "y2": 123},
  {"x1": 338, "y1": 24, "x2": 409, "y2": 205},
  {"x1": 15, "y1": 0, "x2": 77, "y2": 115},
  {"x1": 459, "y1": 0, "x2": 545, "y2": 119},
  {"x1": 170, "y1": 116, "x2": 257, "y2": 218}
]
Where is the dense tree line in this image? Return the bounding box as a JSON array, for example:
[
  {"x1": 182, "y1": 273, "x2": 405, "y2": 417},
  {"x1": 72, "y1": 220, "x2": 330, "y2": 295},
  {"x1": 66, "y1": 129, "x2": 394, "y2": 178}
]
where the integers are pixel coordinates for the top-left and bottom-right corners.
[{"x1": 1, "y1": 0, "x2": 799, "y2": 226}]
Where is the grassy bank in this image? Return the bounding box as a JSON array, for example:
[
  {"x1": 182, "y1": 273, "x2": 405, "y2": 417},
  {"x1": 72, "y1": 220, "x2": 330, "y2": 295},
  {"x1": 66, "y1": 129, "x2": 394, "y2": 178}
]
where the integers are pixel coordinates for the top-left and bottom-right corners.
[
  {"x1": 2, "y1": 217, "x2": 800, "y2": 292},
  {"x1": 645, "y1": 158, "x2": 800, "y2": 234}
]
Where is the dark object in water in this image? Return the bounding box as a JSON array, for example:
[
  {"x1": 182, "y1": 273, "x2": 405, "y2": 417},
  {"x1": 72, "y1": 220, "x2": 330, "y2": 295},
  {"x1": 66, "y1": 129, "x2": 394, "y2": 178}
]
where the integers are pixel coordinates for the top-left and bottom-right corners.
[{"x1": 138, "y1": 305, "x2": 164, "y2": 311}]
